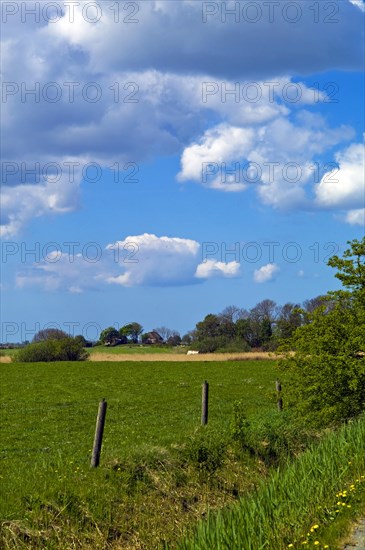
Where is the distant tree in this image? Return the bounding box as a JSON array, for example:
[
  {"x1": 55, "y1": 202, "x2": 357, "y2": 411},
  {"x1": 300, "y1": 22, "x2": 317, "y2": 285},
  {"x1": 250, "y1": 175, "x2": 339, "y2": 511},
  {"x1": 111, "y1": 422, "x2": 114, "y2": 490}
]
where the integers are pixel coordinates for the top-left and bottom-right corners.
[
  {"x1": 33, "y1": 328, "x2": 68, "y2": 343},
  {"x1": 120, "y1": 322, "x2": 143, "y2": 343},
  {"x1": 250, "y1": 299, "x2": 279, "y2": 323},
  {"x1": 153, "y1": 327, "x2": 174, "y2": 342},
  {"x1": 166, "y1": 332, "x2": 181, "y2": 346},
  {"x1": 99, "y1": 326, "x2": 119, "y2": 344},
  {"x1": 276, "y1": 303, "x2": 302, "y2": 340},
  {"x1": 219, "y1": 306, "x2": 248, "y2": 323},
  {"x1": 235, "y1": 318, "x2": 253, "y2": 346},
  {"x1": 74, "y1": 334, "x2": 87, "y2": 347},
  {"x1": 181, "y1": 332, "x2": 193, "y2": 345},
  {"x1": 301, "y1": 295, "x2": 335, "y2": 324},
  {"x1": 247, "y1": 299, "x2": 278, "y2": 348},
  {"x1": 302, "y1": 295, "x2": 327, "y2": 314},
  {"x1": 195, "y1": 314, "x2": 221, "y2": 340}
]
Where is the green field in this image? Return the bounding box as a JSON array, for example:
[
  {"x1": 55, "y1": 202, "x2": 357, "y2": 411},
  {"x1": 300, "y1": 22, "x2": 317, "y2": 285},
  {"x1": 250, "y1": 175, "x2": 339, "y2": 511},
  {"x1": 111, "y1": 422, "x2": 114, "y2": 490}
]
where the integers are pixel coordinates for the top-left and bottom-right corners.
[
  {"x1": 87, "y1": 344, "x2": 184, "y2": 354},
  {"x1": 0, "y1": 359, "x2": 280, "y2": 548}
]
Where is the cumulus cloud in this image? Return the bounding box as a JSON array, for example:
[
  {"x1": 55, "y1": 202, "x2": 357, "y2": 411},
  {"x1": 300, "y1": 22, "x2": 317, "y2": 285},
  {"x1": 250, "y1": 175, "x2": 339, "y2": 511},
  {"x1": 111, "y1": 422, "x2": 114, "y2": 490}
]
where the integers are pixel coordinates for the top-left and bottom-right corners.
[
  {"x1": 177, "y1": 124, "x2": 254, "y2": 191},
  {"x1": 106, "y1": 233, "x2": 241, "y2": 286},
  {"x1": 106, "y1": 233, "x2": 200, "y2": 287},
  {"x1": 16, "y1": 234, "x2": 241, "y2": 290},
  {"x1": 345, "y1": 209, "x2": 365, "y2": 226},
  {"x1": 43, "y1": 1, "x2": 363, "y2": 78},
  {"x1": 178, "y1": 116, "x2": 354, "y2": 205},
  {"x1": 1, "y1": 1, "x2": 363, "y2": 233},
  {"x1": 0, "y1": 158, "x2": 87, "y2": 237},
  {"x1": 16, "y1": 250, "x2": 112, "y2": 293},
  {"x1": 314, "y1": 142, "x2": 365, "y2": 209},
  {"x1": 349, "y1": 0, "x2": 365, "y2": 12},
  {"x1": 195, "y1": 259, "x2": 241, "y2": 279},
  {"x1": 253, "y1": 263, "x2": 280, "y2": 283}
]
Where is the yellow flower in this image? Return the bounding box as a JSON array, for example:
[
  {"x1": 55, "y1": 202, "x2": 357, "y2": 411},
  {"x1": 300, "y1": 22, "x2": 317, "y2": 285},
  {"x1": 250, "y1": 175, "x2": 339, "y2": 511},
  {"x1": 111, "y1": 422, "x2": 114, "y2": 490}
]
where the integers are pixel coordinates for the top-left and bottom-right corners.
[
  {"x1": 288, "y1": 545, "x2": 294, "y2": 548},
  {"x1": 312, "y1": 525, "x2": 319, "y2": 530},
  {"x1": 314, "y1": 542, "x2": 319, "y2": 546}
]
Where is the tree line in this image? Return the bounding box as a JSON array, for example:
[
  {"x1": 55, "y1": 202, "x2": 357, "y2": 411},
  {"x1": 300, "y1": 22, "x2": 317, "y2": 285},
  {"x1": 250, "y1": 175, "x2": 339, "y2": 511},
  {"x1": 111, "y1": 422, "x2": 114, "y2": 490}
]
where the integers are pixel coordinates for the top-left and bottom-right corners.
[
  {"x1": 13, "y1": 237, "x2": 364, "y2": 370},
  {"x1": 92, "y1": 295, "x2": 331, "y2": 353}
]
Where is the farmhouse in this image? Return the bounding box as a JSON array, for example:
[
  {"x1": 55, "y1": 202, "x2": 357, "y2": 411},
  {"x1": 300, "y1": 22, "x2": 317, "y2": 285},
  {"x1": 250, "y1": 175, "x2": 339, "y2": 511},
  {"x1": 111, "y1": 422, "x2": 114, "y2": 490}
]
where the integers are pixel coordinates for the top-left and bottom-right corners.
[
  {"x1": 104, "y1": 336, "x2": 127, "y2": 347},
  {"x1": 143, "y1": 331, "x2": 164, "y2": 345}
]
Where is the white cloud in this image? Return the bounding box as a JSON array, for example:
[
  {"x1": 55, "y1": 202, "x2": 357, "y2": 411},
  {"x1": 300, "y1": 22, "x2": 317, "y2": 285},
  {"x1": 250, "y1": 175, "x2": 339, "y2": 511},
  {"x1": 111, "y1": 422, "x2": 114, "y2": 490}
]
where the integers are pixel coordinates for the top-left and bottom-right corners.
[
  {"x1": 178, "y1": 116, "x2": 354, "y2": 206},
  {"x1": 0, "y1": 158, "x2": 87, "y2": 237},
  {"x1": 1, "y1": 1, "x2": 362, "y2": 233},
  {"x1": 16, "y1": 251, "x2": 111, "y2": 293},
  {"x1": 44, "y1": 1, "x2": 363, "y2": 78},
  {"x1": 345, "y1": 209, "x2": 365, "y2": 226},
  {"x1": 349, "y1": 0, "x2": 365, "y2": 12},
  {"x1": 106, "y1": 234, "x2": 240, "y2": 286},
  {"x1": 14, "y1": 233, "x2": 243, "y2": 290},
  {"x1": 195, "y1": 259, "x2": 241, "y2": 279},
  {"x1": 177, "y1": 124, "x2": 254, "y2": 191},
  {"x1": 315, "y1": 142, "x2": 365, "y2": 209},
  {"x1": 106, "y1": 233, "x2": 200, "y2": 287},
  {"x1": 253, "y1": 263, "x2": 280, "y2": 283}
]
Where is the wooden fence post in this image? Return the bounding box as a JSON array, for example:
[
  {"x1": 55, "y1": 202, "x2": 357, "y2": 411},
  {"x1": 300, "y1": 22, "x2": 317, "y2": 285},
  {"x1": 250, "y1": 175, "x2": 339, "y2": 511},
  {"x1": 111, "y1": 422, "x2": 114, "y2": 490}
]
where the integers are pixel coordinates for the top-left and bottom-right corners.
[
  {"x1": 276, "y1": 380, "x2": 283, "y2": 411},
  {"x1": 201, "y1": 381, "x2": 209, "y2": 425},
  {"x1": 91, "y1": 399, "x2": 107, "y2": 467}
]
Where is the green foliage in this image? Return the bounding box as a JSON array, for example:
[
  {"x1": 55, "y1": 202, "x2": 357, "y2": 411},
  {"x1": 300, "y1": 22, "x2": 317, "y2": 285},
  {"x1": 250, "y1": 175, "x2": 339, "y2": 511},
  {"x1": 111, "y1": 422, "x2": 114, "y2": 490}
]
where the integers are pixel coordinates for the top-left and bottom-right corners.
[
  {"x1": 280, "y1": 237, "x2": 365, "y2": 426},
  {"x1": 182, "y1": 429, "x2": 228, "y2": 475},
  {"x1": 230, "y1": 403, "x2": 312, "y2": 465},
  {"x1": 99, "y1": 326, "x2": 119, "y2": 344},
  {"x1": 119, "y1": 322, "x2": 143, "y2": 343},
  {"x1": 327, "y1": 237, "x2": 365, "y2": 292},
  {"x1": 178, "y1": 416, "x2": 365, "y2": 550},
  {"x1": 14, "y1": 337, "x2": 89, "y2": 362},
  {"x1": 216, "y1": 340, "x2": 251, "y2": 353},
  {"x1": 32, "y1": 328, "x2": 69, "y2": 342}
]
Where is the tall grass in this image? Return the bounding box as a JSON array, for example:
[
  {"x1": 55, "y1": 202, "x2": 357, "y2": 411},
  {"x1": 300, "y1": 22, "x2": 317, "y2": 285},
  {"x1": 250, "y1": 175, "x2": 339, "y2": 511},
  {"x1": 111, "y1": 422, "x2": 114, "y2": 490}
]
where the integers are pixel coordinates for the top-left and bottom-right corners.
[{"x1": 178, "y1": 417, "x2": 365, "y2": 549}]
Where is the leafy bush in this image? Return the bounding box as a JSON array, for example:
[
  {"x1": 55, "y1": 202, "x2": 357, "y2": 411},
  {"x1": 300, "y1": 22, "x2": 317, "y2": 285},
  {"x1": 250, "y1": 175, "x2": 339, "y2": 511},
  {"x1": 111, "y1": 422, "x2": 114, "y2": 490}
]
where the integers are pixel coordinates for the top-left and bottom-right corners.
[
  {"x1": 230, "y1": 402, "x2": 313, "y2": 465},
  {"x1": 279, "y1": 292, "x2": 365, "y2": 426},
  {"x1": 279, "y1": 238, "x2": 365, "y2": 427},
  {"x1": 182, "y1": 430, "x2": 228, "y2": 475},
  {"x1": 14, "y1": 337, "x2": 89, "y2": 362}
]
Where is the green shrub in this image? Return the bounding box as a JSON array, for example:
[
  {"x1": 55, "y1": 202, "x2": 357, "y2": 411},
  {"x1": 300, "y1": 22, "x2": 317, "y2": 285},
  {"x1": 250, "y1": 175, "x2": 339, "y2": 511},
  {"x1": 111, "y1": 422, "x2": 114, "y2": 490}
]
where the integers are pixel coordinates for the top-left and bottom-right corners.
[
  {"x1": 216, "y1": 340, "x2": 251, "y2": 353},
  {"x1": 14, "y1": 338, "x2": 89, "y2": 362},
  {"x1": 182, "y1": 430, "x2": 228, "y2": 475},
  {"x1": 230, "y1": 402, "x2": 313, "y2": 465},
  {"x1": 279, "y1": 238, "x2": 365, "y2": 427}
]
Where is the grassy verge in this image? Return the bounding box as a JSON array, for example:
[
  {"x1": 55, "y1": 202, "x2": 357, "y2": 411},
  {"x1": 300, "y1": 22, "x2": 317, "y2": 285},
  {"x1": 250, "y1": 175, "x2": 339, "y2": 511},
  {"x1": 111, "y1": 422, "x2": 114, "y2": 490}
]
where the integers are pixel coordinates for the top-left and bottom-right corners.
[{"x1": 177, "y1": 416, "x2": 365, "y2": 550}]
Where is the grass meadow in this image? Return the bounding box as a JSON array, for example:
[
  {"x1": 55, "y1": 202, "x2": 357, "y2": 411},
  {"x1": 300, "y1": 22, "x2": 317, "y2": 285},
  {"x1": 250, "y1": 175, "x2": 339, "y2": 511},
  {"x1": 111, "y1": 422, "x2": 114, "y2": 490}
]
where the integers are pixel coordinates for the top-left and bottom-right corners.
[
  {"x1": 1, "y1": 359, "x2": 364, "y2": 549},
  {"x1": 0, "y1": 359, "x2": 279, "y2": 548}
]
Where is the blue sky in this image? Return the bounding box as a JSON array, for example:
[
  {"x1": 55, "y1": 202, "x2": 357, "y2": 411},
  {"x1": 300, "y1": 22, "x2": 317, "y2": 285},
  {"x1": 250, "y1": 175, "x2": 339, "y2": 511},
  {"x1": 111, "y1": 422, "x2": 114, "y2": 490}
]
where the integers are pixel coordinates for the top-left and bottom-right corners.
[{"x1": 1, "y1": 0, "x2": 364, "y2": 342}]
